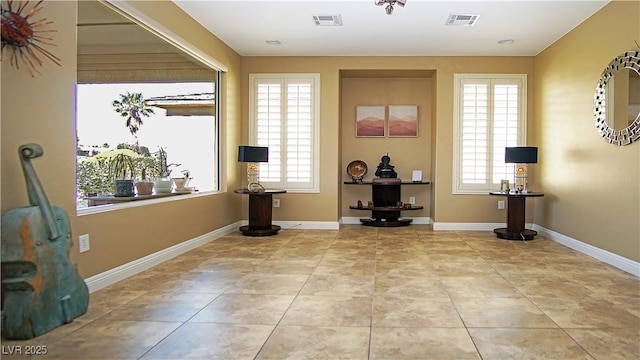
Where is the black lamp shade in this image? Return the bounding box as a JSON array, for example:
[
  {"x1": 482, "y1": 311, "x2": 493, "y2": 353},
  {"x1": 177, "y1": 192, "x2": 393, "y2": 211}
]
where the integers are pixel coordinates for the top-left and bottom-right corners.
[
  {"x1": 505, "y1": 147, "x2": 538, "y2": 164},
  {"x1": 238, "y1": 146, "x2": 268, "y2": 162}
]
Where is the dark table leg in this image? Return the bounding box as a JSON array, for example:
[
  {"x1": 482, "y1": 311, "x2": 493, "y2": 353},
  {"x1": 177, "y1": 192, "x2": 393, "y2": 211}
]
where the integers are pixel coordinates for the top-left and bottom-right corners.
[
  {"x1": 239, "y1": 193, "x2": 281, "y2": 236},
  {"x1": 360, "y1": 183, "x2": 412, "y2": 227},
  {"x1": 494, "y1": 195, "x2": 537, "y2": 240}
]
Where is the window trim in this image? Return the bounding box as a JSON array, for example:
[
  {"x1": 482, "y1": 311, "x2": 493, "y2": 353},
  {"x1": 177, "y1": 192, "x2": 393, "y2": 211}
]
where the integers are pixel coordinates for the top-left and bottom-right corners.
[
  {"x1": 248, "y1": 73, "x2": 321, "y2": 193},
  {"x1": 452, "y1": 73, "x2": 527, "y2": 195}
]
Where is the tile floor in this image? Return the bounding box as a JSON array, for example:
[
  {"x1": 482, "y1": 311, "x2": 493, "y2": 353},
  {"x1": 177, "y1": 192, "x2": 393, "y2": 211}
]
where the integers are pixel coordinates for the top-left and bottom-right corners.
[{"x1": 2, "y1": 225, "x2": 639, "y2": 359}]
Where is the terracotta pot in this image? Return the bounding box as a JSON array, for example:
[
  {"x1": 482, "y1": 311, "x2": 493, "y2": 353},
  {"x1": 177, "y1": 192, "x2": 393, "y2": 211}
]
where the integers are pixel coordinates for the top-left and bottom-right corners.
[{"x1": 135, "y1": 181, "x2": 154, "y2": 195}]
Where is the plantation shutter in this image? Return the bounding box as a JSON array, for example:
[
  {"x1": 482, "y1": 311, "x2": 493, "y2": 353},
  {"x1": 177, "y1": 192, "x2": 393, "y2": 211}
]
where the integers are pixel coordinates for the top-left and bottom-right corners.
[
  {"x1": 454, "y1": 75, "x2": 526, "y2": 193},
  {"x1": 250, "y1": 74, "x2": 319, "y2": 192},
  {"x1": 461, "y1": 81, "x2": 489, "y2": 186},
  {"x1": 286, "y1": 81, "x2": 313, "y2": 184},
  {"x1": 256, "y1": 82, "x2": 283, "y2": 182},
  {"x1": 491, "y1": 81, "x2": 521, "y2": 185}
]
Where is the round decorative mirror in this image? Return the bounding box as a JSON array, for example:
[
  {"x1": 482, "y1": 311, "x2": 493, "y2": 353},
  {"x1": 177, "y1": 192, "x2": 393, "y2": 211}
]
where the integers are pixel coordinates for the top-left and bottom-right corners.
[{"x1": 593, "y1": 50, "x2": 640, "y2": 145}]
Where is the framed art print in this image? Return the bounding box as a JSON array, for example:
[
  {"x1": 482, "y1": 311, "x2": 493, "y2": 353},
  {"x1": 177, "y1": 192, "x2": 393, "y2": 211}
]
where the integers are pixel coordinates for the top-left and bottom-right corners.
[
  {"x1": 356, "y1": 105, "x2": 385, "y2": 137},
  {"x1": 388, "y1": 105, "x2": 418, "y2": 137}
]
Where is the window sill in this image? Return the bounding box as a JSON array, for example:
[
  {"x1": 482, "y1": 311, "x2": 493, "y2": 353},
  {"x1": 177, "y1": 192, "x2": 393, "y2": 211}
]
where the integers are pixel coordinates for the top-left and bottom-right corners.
[
  {"x1": 453, "y1": 190, "x2": 500, "y2": 195},
  {"x1": 76, "y1": 190, "x2": 218, "y2": 216}
]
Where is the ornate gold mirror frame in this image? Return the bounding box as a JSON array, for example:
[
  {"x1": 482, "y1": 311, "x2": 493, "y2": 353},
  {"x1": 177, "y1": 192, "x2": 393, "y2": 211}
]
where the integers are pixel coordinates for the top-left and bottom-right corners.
[{"x1": 593, "y1": 50, "x2": 640, "y2": 145}]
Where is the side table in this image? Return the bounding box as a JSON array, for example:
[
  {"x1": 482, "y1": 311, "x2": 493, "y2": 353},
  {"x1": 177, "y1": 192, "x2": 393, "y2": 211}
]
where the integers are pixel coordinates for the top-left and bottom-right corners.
[
  {"x1": 234, "y1": 189, "x2": 286, "y2": 236},
  {"x1": 489, "y1": 191, "x2": 544, "y2": 240}
]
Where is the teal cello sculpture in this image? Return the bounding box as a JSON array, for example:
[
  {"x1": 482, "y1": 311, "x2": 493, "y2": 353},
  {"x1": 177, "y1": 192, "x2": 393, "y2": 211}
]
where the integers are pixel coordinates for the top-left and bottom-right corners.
[{"x1": 1, "y1": 144, "x2": 89, "y2": 339}]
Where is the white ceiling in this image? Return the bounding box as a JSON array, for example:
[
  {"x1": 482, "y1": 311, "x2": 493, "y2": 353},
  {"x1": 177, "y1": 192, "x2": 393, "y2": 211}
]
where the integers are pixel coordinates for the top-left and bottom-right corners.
[{"x1": 172, "y1": 0, "x2": 609, "y2": 57}]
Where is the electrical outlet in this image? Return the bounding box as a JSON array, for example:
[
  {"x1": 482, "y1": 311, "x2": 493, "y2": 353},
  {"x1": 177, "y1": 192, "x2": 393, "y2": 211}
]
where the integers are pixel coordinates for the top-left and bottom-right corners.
[
  {"x1": 409, "y1": 196, "x2": 416, "y2": 205},
  {"x1": 79, "y1": 234, "x2": 90, "y2": 253},
  {"x1": 273, "y1": 198, "x2": 280, "y2": 208},
  {"x1": 498, "y1": 200, "x2": 505, "y2": 210}
]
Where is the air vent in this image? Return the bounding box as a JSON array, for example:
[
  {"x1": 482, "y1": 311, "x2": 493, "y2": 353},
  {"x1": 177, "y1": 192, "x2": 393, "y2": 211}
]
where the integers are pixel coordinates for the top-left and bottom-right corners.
[
  {"x1": 446, "y1": 14, "x2": 480, "y2": 26},
  {"x1": 313, "y1": 15, "x2": 343, "y2": 26}
]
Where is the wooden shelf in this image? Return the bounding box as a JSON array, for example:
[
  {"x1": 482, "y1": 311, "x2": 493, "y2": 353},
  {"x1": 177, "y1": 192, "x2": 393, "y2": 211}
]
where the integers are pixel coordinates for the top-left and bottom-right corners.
[
  {"x1": 349, "y1": 205, "x2": 423, "y2": 211},
  {"x1": 360, "y1": 217, "x2": 414, "y2": 227},
  {"x1": 344, "y1": 179, "x2": 430, "y2": 227},
  {"x1": 344, "y1": 181, "x2": 430, "y2": 185}
]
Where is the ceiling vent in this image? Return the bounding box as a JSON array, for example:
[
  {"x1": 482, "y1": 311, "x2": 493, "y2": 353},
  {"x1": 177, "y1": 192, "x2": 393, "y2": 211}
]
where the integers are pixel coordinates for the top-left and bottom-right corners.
[
  {"x1": 446, "y1": 14, "x2": 480, "y2": 26},
  {"x1": 313, "y1": 15, "x2": 343, "y2": 26}
]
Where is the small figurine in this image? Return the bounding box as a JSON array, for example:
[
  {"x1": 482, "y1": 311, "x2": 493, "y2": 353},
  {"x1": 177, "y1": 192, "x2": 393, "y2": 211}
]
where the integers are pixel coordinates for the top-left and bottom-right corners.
[
  {"x1": 375, "y1": 154, "x2": 398, "y2": 178},
  {"x1": 357, "y1": 200, "x2": 363, "y2": 208}
]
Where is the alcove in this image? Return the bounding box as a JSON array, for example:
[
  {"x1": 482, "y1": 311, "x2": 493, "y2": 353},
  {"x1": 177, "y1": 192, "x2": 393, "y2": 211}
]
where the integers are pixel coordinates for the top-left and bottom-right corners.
[{"x1": 339, "y1": 70, "x2": 435, "y2": 223}]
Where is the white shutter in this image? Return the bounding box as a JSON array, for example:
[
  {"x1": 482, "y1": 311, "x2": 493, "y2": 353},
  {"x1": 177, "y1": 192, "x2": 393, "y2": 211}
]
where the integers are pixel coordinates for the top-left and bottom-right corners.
[
  {"x1": 255, "y1": 82, "x2": 282, "y2": 182},
  {"x1": 461, "y1": 81, "x2": 489, "y2": 187},
  {"x1": 286, "y1": 81, "x2": 313, "y2": 185},
  {"x1": 491, "y1": 82, "x2": 521, "y2": 185},
  {"x1": 453, "y1": 74, "x2": 526, "y2": 194},
  {"x1": 250, "y1": 74, "x2": 320, "y2": 192}
]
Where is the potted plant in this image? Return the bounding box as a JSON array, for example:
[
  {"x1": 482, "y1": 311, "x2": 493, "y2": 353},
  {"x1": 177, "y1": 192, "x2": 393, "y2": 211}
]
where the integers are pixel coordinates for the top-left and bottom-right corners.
[
  {"x1": 135, "y1": 166, "x2": 155, "y2": 195},
  {"x1": 153, "y1": 147, "x2": 180, "y2": 193},
  {"x1": 171, "y1": 169, "x2": 192, "y2": 191},
  {"x1": 109, "y1": 152, "x2": 135, "y2": 197}
]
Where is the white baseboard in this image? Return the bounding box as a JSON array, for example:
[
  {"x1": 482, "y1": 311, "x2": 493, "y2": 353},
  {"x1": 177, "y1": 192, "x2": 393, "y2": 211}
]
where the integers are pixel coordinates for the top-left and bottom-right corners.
[
  {"x1": 84, "y1": 222, "x2": 241, "y2": 293},
  {"x1": 341, "y1": 216, "x2": 363, "y2": 225},
  {"x1": 275, "y1": 221, "x2": 340, "y2": 230},
  {"x1": 534, "y1": 225, "x2": 639, "y2": 277},
  {"x1": 341, "y1": 216, "x2": 432, "y2": 225},
  {"x1": 433, "y1": 222, "x2": 504, "y2": 231}
]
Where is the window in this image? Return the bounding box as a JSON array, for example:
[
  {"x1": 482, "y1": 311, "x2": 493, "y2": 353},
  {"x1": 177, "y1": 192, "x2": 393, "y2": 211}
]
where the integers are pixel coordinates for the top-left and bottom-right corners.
[
  {"x1": 249, "y1": 74, "x2": 320, "y2": 192},
  {"x1": 453, "y1": 74, "x2": 527, "y2": 194},
  {"x1": 76, "y1": 0, "x2": 222, "y2": 211},
  {"x1": 75, "y1": 79, "x2": 219, "y2": 209}
]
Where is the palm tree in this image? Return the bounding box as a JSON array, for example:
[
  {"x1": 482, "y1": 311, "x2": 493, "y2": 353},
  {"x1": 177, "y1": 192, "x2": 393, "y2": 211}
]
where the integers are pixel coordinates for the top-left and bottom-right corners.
[{"x1": 112, "y1": 92, "x2": 154, "y2": 151}]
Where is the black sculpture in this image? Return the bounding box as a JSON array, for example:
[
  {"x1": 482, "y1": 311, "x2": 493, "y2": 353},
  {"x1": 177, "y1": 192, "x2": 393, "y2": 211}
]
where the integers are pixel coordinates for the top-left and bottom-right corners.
[{"x1": 375, "y1": 154, "x2": 397, "y2": 178}]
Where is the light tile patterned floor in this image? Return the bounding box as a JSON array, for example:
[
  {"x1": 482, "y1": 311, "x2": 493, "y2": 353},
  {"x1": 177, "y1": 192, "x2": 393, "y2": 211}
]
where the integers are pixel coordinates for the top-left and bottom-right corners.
[{"x1": 2, "y1": 225, "x2": 639, "y2": 359}]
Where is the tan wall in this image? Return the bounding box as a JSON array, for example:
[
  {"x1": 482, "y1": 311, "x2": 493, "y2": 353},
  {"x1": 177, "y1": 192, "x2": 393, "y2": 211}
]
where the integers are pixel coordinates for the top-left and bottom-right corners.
[
  {"x1": 1, "y1": 1, "x2": 243, "y2": 278},
  {"x1": 534, "y1": 0, "x2": 640, "y2": 261},
  {"x1": 242, "y1": 57, "x2": 536, "y2": 224}
]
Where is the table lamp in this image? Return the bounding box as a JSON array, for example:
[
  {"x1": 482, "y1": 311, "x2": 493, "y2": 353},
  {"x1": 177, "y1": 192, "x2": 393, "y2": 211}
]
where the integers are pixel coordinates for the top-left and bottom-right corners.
[
  {"x1": 238, "y1": 145, "x2": 268, "y2": 192},
  {"x1": 505, "y1": 146, "x2": 538, "y2": 193}
]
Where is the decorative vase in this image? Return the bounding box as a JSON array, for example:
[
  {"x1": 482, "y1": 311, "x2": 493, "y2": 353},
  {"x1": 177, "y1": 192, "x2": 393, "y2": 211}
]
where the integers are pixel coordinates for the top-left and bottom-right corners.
[
  {"x1": 114, "y1": 179, "x2": 134, "y2": 197},
  {"x1": 154, "y1": 177, "x2": 172, "y2": 194}
]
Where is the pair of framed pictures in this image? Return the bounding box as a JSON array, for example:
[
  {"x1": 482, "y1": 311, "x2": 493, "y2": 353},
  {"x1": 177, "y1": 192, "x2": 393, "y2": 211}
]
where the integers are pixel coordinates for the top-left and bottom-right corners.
[{"x1": 356, "y1": 105, "x2": 418, "y2": 137}]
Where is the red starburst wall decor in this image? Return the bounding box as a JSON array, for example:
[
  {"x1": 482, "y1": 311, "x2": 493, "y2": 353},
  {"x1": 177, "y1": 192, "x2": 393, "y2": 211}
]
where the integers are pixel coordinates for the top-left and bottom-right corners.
[{"x1": 1, "y1": 0, "x2": 61, "y2": 77}]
